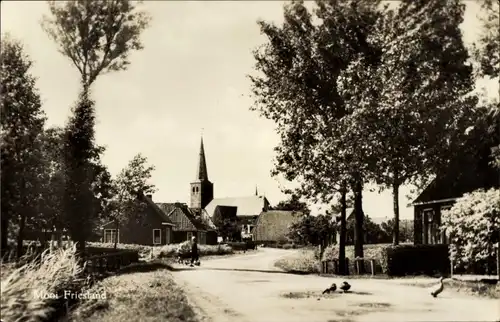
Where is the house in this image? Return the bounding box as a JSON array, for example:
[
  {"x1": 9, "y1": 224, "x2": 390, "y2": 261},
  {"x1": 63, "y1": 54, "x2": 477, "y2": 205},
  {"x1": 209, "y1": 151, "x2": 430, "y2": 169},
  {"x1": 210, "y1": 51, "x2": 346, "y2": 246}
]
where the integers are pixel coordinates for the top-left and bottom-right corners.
[
  {"x1": 412, "y1": 151, "x2": 500, "y2": 245},
  {"x1": 102, "y1": 193, "x2": 175, "y2": 246},
  {"x1": 205, "y1": 194, "x2": 271, "y2": 239},
  {"x1": 156, "y1": 202, "x2": 216, "y2": 244},
  {"x1": 253, "y1": 210, "x2": 302, "y2": 243},
  {"x1": 187, "y1": 137, "x2": 272, "y2": 240}
]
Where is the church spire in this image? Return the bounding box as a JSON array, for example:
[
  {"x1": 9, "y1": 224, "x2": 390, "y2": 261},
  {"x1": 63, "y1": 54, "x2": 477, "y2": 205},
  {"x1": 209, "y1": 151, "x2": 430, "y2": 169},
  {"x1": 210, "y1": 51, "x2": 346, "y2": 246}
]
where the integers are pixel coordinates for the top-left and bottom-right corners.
[{"x1": 196, "y1": 136, "x2": 208, "y2": 181}]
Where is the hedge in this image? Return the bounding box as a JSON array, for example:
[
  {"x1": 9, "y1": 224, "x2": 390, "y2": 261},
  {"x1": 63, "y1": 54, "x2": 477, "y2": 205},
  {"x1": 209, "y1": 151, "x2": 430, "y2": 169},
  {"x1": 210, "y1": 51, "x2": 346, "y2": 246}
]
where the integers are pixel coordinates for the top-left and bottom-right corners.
[
  {"x1": 382, "y1": 244, "x2": 450, "y2": 276},
  {"x1": 223, "y1": 240, "x2": 256, "y2": 251}
]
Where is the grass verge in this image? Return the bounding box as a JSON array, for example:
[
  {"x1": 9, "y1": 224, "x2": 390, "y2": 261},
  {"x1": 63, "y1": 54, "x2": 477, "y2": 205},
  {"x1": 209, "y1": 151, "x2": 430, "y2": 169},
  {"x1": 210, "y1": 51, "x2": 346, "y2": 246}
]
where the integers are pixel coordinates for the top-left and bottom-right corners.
[
  {"x1": 69, "y1": 261, "x2": 198, "y2": 322},
  {"x1": 402, "y1": 278, "x2": 500, "y2": 299}
]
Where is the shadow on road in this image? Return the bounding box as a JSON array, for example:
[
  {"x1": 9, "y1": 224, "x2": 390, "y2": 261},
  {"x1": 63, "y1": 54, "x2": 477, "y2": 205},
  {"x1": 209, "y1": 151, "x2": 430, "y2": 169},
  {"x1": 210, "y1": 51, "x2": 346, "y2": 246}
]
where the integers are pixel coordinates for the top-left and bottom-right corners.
[{"x1": 166, "y1": 265, "x2": 311, "y2": 276}]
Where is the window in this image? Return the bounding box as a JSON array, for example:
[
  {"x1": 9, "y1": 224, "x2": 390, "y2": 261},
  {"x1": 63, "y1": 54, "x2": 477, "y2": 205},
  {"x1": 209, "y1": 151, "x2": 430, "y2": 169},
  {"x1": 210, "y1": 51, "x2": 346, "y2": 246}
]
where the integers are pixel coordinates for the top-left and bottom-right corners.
[
  {"x1": 104, "y1": 229, "x2": 119, "y2": 244},
  {"x1": 187, "y1": 232, "x2": 193, "y2": 240},
  {"x1": 153, "y1": 229, "x2": 162, "y2": 245},
  {"x1": 192, "y1": 187, "x2": 195, "y2": 193}
]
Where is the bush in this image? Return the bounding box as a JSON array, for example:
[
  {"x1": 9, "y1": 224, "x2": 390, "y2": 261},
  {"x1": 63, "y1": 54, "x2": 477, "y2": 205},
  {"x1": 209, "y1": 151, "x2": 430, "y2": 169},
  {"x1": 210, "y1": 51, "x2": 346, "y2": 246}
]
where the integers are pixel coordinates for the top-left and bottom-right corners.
[
  {"x1": 223, "y1": 241, "x2": 256, "y2": 251},
  {"x1": 154, "y1": 242, "x2": 233, "y2": 259},
  {"x1": 382, "y1": 244, "x2": 450, "y2": 276},
  {"x1": 1, "y1": 244, "x2": 84, "y2": 322},
  {"x1": 441, "y1": 188, "x2": 500, "y2": 274}
]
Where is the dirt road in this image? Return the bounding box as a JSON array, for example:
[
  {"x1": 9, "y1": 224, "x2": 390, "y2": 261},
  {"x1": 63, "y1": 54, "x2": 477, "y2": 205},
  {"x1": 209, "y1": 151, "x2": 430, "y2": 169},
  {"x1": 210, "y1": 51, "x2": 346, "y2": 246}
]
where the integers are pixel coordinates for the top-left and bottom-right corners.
[{"x1": 171, "y1": 248, "x2": 500, "y2": 322}]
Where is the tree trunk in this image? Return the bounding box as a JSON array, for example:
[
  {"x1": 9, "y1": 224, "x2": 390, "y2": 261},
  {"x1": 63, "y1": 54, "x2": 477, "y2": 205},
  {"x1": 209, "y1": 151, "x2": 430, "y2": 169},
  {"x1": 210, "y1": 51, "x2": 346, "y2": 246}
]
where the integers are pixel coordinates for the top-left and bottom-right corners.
[
  {"x1": 392, "y1": 178, "x2": 400, "y2": 246},
  {"x1": 1, "y1": 214, "x2": 9, "y2": 256},
  {"x1": 16, "y1": 213, "x2": 26, "y2": 260},
  {"x1": 338, "y1": 183, "x2": 347, "y2": 275},
  {"x1": 114, "y1": 220, "x2": 119, "y2": 249},
  {"x1": 353, "y1": 179, "x2": 364, "y2": 259}
]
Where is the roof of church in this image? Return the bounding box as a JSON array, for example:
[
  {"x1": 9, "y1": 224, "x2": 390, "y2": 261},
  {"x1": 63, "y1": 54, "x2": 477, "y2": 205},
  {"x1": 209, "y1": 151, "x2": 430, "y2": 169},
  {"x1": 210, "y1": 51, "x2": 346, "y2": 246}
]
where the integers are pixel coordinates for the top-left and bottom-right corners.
[
  {"x1": 195, "y1": 137, "x2": 209, "y2": 182},
  {"x1": 205, "y1": 195, "x2": 270, "y2": 217}
]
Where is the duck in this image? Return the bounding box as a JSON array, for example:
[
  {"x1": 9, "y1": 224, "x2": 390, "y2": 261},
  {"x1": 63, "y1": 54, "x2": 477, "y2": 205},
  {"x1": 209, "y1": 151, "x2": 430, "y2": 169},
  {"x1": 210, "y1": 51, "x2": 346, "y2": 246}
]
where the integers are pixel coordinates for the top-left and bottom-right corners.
[
  {"x1": 340, "y1": 281, "x2": 351, "y2": 293},
  {"x1": 430, "y1": 276, "x2": 445, "y2": 298},
  {"x1": 322, "y1": 283, "x2": 337, "y2": 294}
]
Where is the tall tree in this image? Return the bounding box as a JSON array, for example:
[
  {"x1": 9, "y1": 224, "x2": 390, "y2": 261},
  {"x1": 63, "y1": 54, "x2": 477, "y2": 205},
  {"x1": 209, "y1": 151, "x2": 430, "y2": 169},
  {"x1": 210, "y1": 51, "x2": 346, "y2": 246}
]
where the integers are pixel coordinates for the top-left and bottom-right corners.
[
  {"x1": 41, "y1": 0, "x2": 151, "y2": 90},
  {"x1": 62, "y1": 90, "x2": 104, "y2": 254},
  {"x1": 337, "y1": 0, "x2": 477, "y2": 245},
  {"x1": 108, "y1": 154, "x2": 156, "y2": 249},
  {"x1": 273, "y1": 193, "x2": 311, "y2": 215},
  {"x1": 474, "y1": 0, "x2": 499, "y2": 79},
  {"x1": 250, "y1": 0, "x2": 383, "y2": 267},
  {"x1": 0, "y1": 36, "x2": 47, "y2": 257}
]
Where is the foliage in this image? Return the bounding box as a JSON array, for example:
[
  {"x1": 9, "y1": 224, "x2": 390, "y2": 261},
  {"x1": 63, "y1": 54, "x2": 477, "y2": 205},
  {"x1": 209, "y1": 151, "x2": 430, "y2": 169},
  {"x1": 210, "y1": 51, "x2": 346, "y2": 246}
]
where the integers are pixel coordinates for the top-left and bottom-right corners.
[
  {"x1": 287, "y1": 214, "x2": 336, "y2": 246},
  {"x1": 340, "y1": 0, "x2": 476, "y2": 245},
  {"x1": 272, "y1": 193, "x2": 311, "y2": 215},
  {"x1": 0, "y1": 244, "x2": 83, "y2": 322},
  {"x1": 381, "y1": 244, "x2": 450, "y2": 276},
  {"x1": 380, "y1": 219, "x2": 414, "y2": 243},
  {"x1": 41, "y1": 0, "x2": 151, "y2": 88},
  {"x1": 473, "y1": 0, "x2": 499, "y2": 78},
  {"x1": 441, "y1": 188, "x2": 500, "y2": 273},
  {"x1": 62, "y1": 90, "x2": 105, "y2": 254},
  {"x1": 212, "y1": 211, "x2": 240, "y2": 242},
  {"x1": 0, "y1": 35, "x2": 47, "y2": 256},
  {"x1": 345, "y1": 215, "x2": 388, "y2": 245},
  {"x1": 249, "y1": 0, "x2": 387, "y2": 259}
]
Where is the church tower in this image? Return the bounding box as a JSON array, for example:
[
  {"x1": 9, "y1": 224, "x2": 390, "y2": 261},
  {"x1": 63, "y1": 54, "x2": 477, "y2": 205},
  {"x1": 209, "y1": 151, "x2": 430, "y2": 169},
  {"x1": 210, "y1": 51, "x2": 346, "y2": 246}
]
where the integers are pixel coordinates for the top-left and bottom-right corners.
[{"x1": 190, "y1": 137, "x2": 214, "y2": 210}]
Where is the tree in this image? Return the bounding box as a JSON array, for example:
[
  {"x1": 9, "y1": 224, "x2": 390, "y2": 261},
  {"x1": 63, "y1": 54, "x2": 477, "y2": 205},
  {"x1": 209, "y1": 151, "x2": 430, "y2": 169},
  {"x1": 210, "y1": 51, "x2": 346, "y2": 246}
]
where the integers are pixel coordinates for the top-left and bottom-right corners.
[
  {"x1": 212, "y1": 214, "x2": 240, "y2": 242},
  {"x1": 41, "y1": 0, "x2": 151, "y2": 90},
  {"x1": 273, "y1": 193, "x2": 310, "y2": 215},
  {"x1": 287, "y1": 214, "x2": 336, "y2": 247},
  {"x1": 108, "y1": 154, "x2": 156, "y2": 249},
  {"x1": 0, "y1": 36, "x2": 47, "y2": 257},
  {"x1": 346, "y1": 215, "x2": 388, "y2": 245},
  {"x1": 441, "y1": 188, "x2": 500, "y2": 275},
  {"x1": 336, "y1": 0, "x2": 476, "y2": 245},
  {"x1": 473, "y1": 0, "x2": 499, "y2": 78},
  {"x1": 250, "y1": 0, "x2": 383, "y2": 272},
  {"x1": 380, "y1": 219, "x2": 414, "y2": 243}
]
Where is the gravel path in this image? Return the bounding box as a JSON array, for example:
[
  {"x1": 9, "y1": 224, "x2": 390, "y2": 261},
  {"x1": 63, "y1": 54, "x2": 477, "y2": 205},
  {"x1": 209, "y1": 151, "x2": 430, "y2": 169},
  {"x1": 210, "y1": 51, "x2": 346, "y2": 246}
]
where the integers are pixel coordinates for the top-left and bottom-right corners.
[{"x1": 171, "y1": 248, "x2": 500, "y2": 322}]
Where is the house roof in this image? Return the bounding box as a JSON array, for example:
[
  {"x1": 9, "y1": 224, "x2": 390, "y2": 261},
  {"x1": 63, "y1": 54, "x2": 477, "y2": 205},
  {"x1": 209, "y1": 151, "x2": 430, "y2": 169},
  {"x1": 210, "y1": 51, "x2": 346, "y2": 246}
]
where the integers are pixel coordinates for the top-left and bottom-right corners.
[
  {"x1": 214, "y1": 205, "x2": 238, "y2": 219},
  {"x1": 156, "y1": 202, "x2": 210, "y2": 231},
  {"x1": 254, "y1": 210, "x2": 303, "y2": 241},
  {"x1": 412, "y1": 157, "x2": 500, "y2": 205},
  {"x1": 139, "y1": 194, "x2": 175, "y2": 226},
  {"x1": 204, "y1": 195, "x2": 270, "y2": 218}
]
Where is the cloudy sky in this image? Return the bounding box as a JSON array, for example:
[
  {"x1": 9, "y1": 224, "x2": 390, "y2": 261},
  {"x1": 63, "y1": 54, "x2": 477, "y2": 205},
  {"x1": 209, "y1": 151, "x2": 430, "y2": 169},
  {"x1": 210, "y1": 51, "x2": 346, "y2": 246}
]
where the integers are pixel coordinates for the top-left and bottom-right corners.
[{"x1": 1, "y1": 1, "x2": 497, "y2": 219}]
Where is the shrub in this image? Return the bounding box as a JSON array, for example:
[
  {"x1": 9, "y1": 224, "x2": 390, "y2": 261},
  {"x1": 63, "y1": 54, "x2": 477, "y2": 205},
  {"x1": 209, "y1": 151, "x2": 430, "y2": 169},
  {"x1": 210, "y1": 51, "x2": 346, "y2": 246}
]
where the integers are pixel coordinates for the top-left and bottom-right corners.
[
  {"x1": 154, "y1": 242, "x2": 233, "y2": 259},
  {"x1": 1, "y1": 244, "x2": 83, "y2": 322},
  {"x1": 441, "y1": 188, "x2": 500, "y2": 274},
  {"x1": 382, "y1": 244, "x2": 450, "y2": 276}
]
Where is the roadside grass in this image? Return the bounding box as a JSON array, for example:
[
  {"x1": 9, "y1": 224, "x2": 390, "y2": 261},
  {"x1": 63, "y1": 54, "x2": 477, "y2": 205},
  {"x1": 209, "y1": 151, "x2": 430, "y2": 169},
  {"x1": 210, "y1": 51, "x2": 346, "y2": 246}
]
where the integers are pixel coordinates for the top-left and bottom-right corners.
[
  {"x1": 274, "y1": 249, "x2": 320, "y2": 274},
  {"x1": 69, "y1": 261, "x2": 198, "y2": 322},
  {"x1": 1, "y1": 245, "x2": 83, "y2": 322},
  {"x1": 401, "y1": 278, "x2": 500, "y2": 299}
]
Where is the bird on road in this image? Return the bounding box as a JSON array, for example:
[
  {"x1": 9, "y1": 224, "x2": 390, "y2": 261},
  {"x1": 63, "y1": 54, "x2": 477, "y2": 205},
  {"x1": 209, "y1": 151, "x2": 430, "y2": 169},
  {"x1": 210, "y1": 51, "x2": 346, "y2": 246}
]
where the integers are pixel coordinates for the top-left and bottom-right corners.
[
  {"x1": 431, "y1": 276, "x2": 445, "y2": 298},
  {"x1": 340, "y1": 281, "x2": 351, "y2": 293},
  {"x1": 322, "y1": 283, "x2": 337, "y2": 294}
]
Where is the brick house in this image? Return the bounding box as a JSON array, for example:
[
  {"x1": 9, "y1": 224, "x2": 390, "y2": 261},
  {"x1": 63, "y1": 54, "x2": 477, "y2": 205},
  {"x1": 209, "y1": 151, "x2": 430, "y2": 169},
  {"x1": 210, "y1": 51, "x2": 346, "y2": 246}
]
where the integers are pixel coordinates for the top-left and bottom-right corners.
[
  {"x1": 253, "y1": 210, "x2": 302, "y2": 243},
  {"x1": 102, "y1": 193, "x2": 175, "y2": 246},
  {"x1": 412, "y1": 154, "x2": 499, "y2": 245}
]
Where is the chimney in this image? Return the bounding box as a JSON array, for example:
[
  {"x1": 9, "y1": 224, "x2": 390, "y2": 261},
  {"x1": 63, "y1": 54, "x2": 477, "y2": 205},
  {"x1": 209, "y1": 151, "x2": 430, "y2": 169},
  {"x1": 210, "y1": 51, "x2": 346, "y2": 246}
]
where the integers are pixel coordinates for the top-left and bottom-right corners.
[{"x1": 146, "y1": 194, "x2": 152, "y2": 200}]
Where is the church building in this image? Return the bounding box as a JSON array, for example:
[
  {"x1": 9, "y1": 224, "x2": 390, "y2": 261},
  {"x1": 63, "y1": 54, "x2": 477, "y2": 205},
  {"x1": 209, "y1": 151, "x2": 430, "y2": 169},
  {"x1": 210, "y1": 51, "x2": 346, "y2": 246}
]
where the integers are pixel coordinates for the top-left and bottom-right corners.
[{"x1": 191, "y1": 137, "x2": 271, "y2": 240}]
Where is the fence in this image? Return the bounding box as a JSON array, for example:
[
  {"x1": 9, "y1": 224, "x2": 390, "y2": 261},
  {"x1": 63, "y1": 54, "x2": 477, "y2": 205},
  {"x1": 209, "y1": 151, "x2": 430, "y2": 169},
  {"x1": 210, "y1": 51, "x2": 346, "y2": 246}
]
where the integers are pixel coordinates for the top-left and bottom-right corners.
[
  {"x1": 83, "y1": 250, "x2": 139, "y2": 274},
  {"x1": 320, "y1": 258, "x2": 381, "y2": 276}
]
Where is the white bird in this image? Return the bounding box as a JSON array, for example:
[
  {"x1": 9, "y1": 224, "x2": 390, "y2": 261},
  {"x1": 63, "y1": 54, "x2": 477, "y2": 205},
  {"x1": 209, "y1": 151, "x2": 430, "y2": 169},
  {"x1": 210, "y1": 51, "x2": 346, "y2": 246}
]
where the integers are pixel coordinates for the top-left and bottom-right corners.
[{"x1": 430, "y1": 276, "x2": 445, "y2": 297}]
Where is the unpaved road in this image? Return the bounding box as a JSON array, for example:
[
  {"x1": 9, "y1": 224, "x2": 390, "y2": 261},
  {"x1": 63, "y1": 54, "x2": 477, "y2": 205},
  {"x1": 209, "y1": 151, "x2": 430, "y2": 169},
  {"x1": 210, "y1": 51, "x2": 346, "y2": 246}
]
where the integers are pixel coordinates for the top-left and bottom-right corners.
[{"x1": 171, "y1": 248, "x2": 500, "y2": 322}]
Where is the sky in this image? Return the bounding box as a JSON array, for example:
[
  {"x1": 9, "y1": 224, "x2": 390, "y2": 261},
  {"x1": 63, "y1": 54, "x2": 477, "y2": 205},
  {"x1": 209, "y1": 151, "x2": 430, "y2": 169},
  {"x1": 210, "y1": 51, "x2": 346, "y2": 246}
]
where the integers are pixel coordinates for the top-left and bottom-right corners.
[{"x1": 1, "y1": 1, "x2": 498, "y2": 219}]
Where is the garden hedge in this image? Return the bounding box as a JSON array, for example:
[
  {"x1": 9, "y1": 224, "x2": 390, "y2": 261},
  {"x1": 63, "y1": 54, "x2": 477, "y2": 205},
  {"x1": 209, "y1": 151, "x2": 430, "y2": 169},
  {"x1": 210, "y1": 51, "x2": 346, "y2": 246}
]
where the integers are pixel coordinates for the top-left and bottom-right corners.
[
  {"x1": 223, "y1": 240, "x2": 256, "y2": 251},
  {"x1": 382, "y1": 244, "x2": 450, "y2": 276}
]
